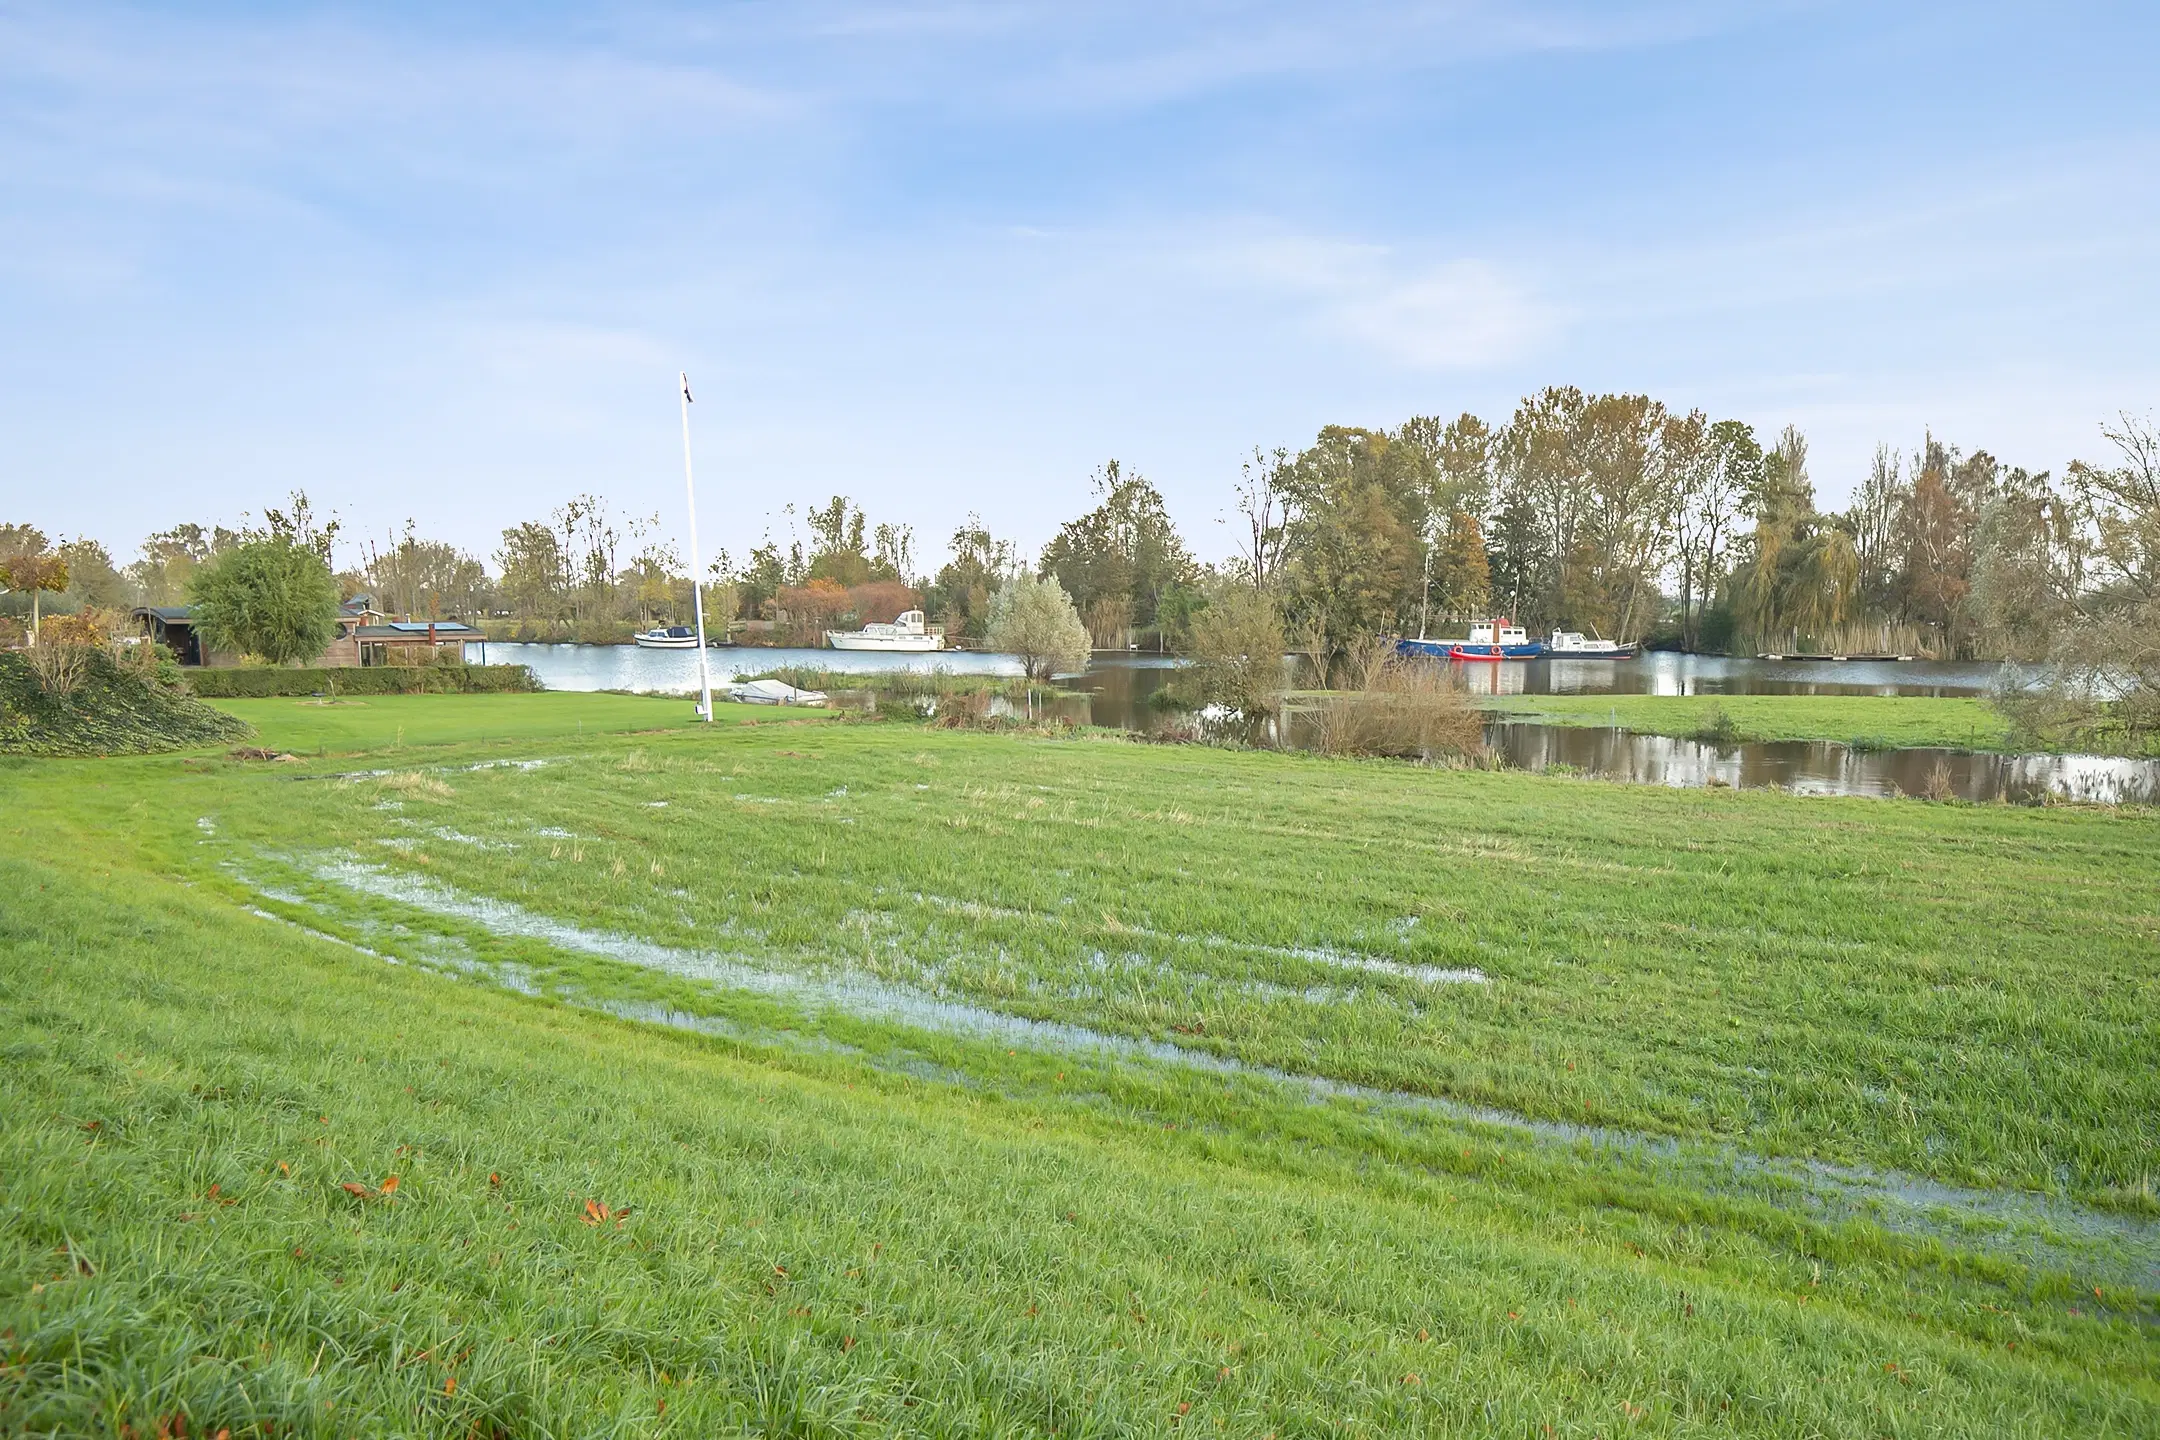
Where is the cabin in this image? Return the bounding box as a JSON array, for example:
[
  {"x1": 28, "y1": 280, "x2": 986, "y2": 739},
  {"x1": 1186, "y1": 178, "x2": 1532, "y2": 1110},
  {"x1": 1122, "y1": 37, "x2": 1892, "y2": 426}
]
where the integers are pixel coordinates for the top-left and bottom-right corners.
[{"x1": 133, "y1": 598, "x2": 478, "y2": 668}]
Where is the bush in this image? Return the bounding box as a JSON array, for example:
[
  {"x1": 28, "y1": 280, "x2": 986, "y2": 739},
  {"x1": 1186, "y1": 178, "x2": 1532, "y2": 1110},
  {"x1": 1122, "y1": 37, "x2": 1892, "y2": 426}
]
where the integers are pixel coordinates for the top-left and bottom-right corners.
[
  {"x1": 0, "y1": 648, "x2": 253, "y2": 756},
  {"x1": 1308, "y1": 641, "x2": 1484, "y2": 761},
  {"x1": 185, "y1": 664, "x2": 541, "y2": 699}
]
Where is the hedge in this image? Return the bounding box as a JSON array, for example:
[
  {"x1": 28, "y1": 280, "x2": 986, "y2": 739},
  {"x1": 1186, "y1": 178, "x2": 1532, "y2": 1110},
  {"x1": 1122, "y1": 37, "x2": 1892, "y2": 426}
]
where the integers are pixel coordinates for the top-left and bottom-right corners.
[{"x1": 185, "y1": 664, "x2": 542, "y2": 699}]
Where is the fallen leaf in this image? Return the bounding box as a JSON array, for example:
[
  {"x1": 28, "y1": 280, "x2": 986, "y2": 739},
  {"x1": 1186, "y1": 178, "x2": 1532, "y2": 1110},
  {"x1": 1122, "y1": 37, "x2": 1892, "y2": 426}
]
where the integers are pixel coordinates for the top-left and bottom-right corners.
[
  {"x1": 341, "y1": 1182, "x2": 372, "y2": 1198},
  {"x1": 489, "y1": 1173, "x2": 501, "y2": 1188},
  {"x1": 444, "y1": 1375, "x2": 456, "y2": 1396},
  {"x1": 379, "y1": 1175, "x2": 400, "y2": 1196}
]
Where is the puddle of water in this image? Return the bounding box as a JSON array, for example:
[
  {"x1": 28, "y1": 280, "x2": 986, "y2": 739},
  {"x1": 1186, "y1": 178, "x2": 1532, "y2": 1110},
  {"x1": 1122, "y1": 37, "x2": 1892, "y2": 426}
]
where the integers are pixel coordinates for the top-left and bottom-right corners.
[
  {"x1": 430, "y1": 827, "x2": 516, "y2": 850},
  {"x1": 1487, "y1": 723, "x2": 2160, "y2": 804},
  {"x1": 901, "y1": 889, "x2": 1486, "y2": 987},
  {"x1": 283, "y1": 854, "x2": 2157, "y2": 1287}
]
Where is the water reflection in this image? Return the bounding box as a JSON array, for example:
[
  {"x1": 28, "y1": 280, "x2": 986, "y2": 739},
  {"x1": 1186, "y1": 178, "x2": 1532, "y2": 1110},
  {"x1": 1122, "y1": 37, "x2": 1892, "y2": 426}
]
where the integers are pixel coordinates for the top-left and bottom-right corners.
[
  {"x1": 478, "y1": 644, "x2": 2152, "y2": 803},
  {"x1": 1487, "y1": 723, "x2": 2160, "y2": 805},
  {"x1": 1453, "y1": 651, "x2": 2014, "y2": 698},
  {"x1": 480, "y1": 641, "x2": 1028, "y2": 691}
]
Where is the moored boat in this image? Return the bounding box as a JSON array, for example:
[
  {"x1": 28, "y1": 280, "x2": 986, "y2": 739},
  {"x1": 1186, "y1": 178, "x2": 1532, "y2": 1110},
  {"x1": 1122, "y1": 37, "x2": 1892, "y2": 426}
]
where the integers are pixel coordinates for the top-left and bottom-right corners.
[
  {"x1": 1448, "y1": 619, "x2": 1543, "y2": 661},
  {"x1": 1546, "y1": 630, "x2": 1638, "y2": 659},
  {"x1": 826, "y1": 609, "x2": 944, "y2": 652},
  {"x1": 633, "y1": 625, "x2": 702, "y2": 649}
]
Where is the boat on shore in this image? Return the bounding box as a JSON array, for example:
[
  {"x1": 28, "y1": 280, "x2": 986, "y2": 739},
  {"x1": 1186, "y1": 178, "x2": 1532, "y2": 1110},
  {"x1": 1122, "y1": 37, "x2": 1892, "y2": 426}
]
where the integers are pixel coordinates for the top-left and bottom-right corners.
[
  {"x1": 633, "y1": 625, "x2": 702, "y2": 649},
  {"x1": 1547, "y1": 630, "x2": 1638, "y2": 659},
  {"x1": 827, "y1": 609, "x2": 944, "y2": 653}
]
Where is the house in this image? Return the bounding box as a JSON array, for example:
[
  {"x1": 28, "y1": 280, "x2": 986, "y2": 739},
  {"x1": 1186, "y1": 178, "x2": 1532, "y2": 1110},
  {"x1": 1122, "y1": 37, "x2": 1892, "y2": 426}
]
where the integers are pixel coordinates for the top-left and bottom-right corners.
[{"x1": 133, "y1": 601, "x2": 479, "y2": 668}]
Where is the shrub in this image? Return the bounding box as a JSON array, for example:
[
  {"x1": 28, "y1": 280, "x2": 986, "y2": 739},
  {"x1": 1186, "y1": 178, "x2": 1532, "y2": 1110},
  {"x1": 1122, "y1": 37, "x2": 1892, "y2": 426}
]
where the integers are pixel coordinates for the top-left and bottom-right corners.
[
  {"x1": 1690, "y1": 704, "x2": 1742, "y2": 746},
  {"x1": 24, "y1": 639, "x2": 91, "y2": 697},
  {"x1": 1309, "y1": 644, "x2": 1484, "y2": 761}
]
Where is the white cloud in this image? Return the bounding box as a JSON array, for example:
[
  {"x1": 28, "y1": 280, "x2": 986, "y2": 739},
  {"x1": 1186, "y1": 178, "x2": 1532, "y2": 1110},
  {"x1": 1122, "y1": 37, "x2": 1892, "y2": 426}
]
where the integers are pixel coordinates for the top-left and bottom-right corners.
[{"x1": 1207, "y1": 233, "x2": 1554, "y2": 369}]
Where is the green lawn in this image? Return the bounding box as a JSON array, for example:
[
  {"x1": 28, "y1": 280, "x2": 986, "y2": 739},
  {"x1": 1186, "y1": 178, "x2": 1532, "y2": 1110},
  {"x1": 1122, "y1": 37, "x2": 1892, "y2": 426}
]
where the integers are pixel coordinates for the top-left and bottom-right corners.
[
  {"x1": 4, "y1": 694, "x2": 2156, "y2": 1434},
  {"x1": 1478, "y1": 693, "x2": 2018, "y2": 751},
  {"x1": 207, "y1": 690, "x2": 831, "y2": 754}
]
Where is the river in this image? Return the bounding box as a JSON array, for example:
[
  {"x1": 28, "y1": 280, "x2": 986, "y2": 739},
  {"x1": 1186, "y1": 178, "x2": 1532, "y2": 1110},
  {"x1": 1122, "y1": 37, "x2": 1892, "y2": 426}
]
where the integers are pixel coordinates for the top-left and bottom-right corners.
[{"x1": 473, "y1": 643, "x2": 2155, "y2": 804}]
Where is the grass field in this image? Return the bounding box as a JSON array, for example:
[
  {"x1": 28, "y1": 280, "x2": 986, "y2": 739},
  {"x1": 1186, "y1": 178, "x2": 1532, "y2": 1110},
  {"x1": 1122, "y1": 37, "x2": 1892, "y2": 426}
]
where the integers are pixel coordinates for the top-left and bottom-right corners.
[
  {"x1": 4, "y1": 694, "x2": 2157, "y2": 1434},
  {"x1": 207, "y1": 690, "x2": 829, "y2": 754},
  {"x1": 1477, "y1": 694, "x2": 2017, "y2": 752}
]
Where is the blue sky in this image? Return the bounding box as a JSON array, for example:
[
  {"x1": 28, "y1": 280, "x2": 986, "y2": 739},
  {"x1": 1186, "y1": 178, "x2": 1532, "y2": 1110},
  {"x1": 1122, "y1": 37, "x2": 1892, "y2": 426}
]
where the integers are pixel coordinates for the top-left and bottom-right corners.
[{"x1": 4, "y1": 1, "x2": 2156, "y2": 572}]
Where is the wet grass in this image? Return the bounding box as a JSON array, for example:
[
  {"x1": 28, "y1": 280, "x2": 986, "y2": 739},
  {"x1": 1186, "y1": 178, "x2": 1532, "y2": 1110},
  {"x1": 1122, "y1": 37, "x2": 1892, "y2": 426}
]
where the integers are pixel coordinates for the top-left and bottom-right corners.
[
  {"x1": 4, "y1": 695, "x2": 2158, "y2": 1433},
  {"x1": 1477, "y1": 694, "x2": 2018, "y2": 753},
  {"x1": 206, "y1": 691, "x2": 829, "y2": 755}
]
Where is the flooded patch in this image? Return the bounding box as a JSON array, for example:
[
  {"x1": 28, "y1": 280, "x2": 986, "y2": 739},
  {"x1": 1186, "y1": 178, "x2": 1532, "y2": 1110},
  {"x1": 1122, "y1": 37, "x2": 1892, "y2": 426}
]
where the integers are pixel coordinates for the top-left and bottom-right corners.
[
  {"x1": 901, "y1": 889, "x2": 1484, "y2": 986},
  {"x1": 430, "y1": 827, "x2": 516, "y2": 850},
  {"x1": 1488, "y1": 723, "x2": 2160, "y2": 804},
  {"x1": 280, "y1": 855, "x2": 2156, "y2": 1286}
]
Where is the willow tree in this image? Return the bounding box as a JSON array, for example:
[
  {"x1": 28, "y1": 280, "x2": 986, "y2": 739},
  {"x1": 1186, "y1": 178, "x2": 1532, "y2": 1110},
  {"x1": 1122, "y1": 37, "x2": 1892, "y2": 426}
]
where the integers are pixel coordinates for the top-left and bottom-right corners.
[
  {"x1": 1728, "y1": 428, "x2": 1858, "y2": 651},
  {"x1": 189, "y1": 538, "x2": 340, "y2": 666}
]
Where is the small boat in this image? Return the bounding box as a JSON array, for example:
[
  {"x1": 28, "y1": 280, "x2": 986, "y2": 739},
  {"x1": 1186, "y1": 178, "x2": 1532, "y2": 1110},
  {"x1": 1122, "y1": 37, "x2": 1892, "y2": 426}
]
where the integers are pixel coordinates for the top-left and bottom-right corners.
[
  {"x1": 633, "y1": 625, "x2": 702, "y2": 649},
  {"x1": 1546, "y1": 630, "x2": 1638, "y2": 659},
  {"x1": 826, "y1": 609, "x2": 944, "y2": 653},
  {"x1": 1448, "y1": 619, "x2": 1543, "y2": 661},
  {"x1": 728, "y1": 678, "x2": 827, "y2": 706}
]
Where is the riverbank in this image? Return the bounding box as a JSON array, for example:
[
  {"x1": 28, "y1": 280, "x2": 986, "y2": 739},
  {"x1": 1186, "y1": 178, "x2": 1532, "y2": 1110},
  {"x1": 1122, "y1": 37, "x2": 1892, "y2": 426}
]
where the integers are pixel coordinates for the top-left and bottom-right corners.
[
  {"x1": 1477, "y1": 693, "x2": 2018, "y2": 752},
  {"x1": 3, "y1": 695, "x2": 2155, "y2": 1431}
]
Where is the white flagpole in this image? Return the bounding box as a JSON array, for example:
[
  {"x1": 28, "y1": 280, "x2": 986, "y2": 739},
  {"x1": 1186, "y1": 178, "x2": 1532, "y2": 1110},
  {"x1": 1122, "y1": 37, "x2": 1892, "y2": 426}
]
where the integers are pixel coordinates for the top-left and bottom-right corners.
[{"x1": 680, "y1": 371, "x2": 714, "y2": 722}]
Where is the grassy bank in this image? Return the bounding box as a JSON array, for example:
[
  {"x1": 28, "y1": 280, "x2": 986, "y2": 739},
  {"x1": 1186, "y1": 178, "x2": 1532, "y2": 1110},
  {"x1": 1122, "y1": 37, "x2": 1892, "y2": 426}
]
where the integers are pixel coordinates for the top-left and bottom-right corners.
[
  {"x1": 1478, "y1": 694, "x2": 2018, "y2": 751},
  {"x1": 4, "y1": 694, "x2": 2156, "y2": 1433}
]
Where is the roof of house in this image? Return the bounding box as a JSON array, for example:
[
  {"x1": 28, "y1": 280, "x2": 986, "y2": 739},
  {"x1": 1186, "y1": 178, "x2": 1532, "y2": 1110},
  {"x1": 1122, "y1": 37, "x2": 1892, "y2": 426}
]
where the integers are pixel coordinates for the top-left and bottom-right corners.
[
  {"x1": 134, "y1": 606, "x2": 194, "y2": 623},
  {"x1": 355, "y1": 622, "x2": 479, "y2": 638}
]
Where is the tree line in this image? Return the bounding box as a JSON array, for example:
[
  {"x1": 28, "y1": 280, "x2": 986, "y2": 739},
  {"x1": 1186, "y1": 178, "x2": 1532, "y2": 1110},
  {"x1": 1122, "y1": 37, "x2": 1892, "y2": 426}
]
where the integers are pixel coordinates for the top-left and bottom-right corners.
[{"x1": 5, "y1": 391, "x2": 2154, "y2": 745}]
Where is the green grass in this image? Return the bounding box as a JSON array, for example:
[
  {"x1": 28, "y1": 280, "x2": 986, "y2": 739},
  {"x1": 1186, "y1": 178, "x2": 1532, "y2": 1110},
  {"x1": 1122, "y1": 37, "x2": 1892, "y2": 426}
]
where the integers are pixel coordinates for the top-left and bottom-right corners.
[
  {"x1": 4, "y1": 693, "x2": 2157, "y2": 1434},
  {"x1": 1478, "y1": 694, "x2": 2018, "y2": 752},
  {"x1": 205, "y1": 691, "x2": 831, "y2": 755}
]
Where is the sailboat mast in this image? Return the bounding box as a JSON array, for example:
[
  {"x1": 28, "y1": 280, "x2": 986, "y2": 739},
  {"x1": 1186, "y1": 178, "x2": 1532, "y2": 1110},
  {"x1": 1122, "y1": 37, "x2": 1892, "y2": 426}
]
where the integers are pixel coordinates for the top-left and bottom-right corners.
[{"x1": 680, "y1": 371, "x2": 714, "y2": 722}]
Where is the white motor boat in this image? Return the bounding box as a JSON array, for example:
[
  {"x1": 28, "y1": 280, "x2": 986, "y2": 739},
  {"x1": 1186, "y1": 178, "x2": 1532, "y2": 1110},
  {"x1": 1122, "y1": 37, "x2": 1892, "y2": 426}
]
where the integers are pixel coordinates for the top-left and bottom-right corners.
[
  {"x1": 826, "y1": 609, "x2": 944, "y2": 652},
  {"x1": 1546, "y1": 630, "x2": 1638, "y2": 659},
  {"x1": 633, "y1": 625, "x2": 702, "y2": 649}
]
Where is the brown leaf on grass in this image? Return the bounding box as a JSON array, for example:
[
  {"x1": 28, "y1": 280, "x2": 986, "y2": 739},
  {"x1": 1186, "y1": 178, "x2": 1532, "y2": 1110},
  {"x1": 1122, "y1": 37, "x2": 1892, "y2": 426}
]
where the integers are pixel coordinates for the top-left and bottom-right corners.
[
  {"x1": 379, "y1": 1175, "x2": 400, "y2": 1195},
  {"x1": 444, "y1": 1375, "x2": 456, "y2": 1396},
  {"x1": 581, "y1": 1199, "x2": 632, "y2": 1227},
  {"x1": 341, "y1": 1182, "x2": 373, "y2": 1198},
  {"x1": 489, "y1": 1173, "x2": 501, "y2": 1188}
]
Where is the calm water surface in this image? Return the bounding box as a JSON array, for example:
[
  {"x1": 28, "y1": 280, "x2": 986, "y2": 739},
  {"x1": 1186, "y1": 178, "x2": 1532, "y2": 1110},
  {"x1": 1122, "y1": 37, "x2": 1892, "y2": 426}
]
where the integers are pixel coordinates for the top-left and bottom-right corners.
[{"x1": 482, "y1": 643, "x2": 2153, "y2": 804}]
